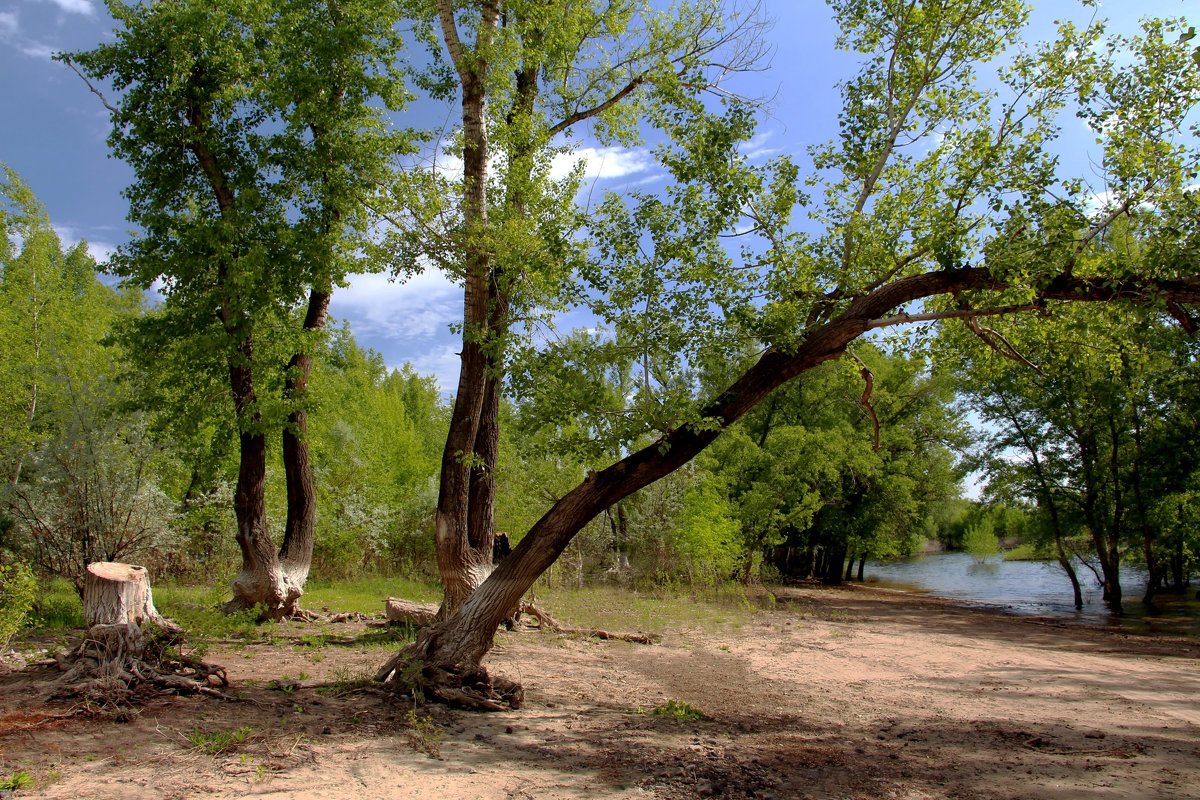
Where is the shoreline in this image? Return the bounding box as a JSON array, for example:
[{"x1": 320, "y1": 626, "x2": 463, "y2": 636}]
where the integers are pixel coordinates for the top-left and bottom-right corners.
[{"x1": 3, "y1": 584, "x2": 1198, "y2": 799}]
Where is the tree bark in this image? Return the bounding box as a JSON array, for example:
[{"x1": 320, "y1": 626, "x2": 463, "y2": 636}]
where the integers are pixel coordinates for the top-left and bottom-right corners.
[
  {"x1": 278, "y1": 287, "x2": 332, "y2": 602},
  {"x1": 433, "y1": 0, "x2": 503, "y2": 616},
  {"x1": 222, "y1": 336, "x2": 300, "y2": 619}
]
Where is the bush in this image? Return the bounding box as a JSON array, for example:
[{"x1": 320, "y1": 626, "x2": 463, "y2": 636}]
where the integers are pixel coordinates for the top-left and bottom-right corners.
[
  {"x1": 0, "y1": 561, "x2": 37, "y2": 652},
  {"x1": 3, "y1": 389, "x2": 173, "y2": 593},
  {"x1": 963, "y1": 517, "x2": 1000, "y2": 563}
]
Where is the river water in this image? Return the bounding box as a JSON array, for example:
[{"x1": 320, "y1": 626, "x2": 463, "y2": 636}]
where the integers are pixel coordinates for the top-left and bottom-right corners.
[{"x1": 862, "y1": 551, "x2": 1200, "y2": 637}]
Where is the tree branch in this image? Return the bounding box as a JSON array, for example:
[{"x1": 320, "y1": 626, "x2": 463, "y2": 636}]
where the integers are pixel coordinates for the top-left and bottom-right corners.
[
  {"x1": 865, "y1": 302, "x2": 1039, "y2": 330},
  {"x1": 60, "y1": 55, "x2": 119, "y2": 115}
]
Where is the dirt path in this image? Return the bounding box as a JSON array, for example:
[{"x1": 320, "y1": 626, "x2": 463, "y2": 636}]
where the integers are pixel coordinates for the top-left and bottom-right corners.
[{"x1": 2, "y1": 585, "x2": 1198, "y2": 799}]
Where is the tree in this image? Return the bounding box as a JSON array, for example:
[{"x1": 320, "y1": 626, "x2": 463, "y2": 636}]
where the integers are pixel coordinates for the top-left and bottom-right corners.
[
  {"x1": 0, "y1": 166, "x2": 123, "y2": 485},
  {"x1": 66, "y1": 0, "x2": 413, "y2": 617},
  {"x1": 380, "y1": 0, "x2": 769, "y2": 616},
  {"x1": 953, "y1": 303, "x2": 1200, "y2": 610},
  {"x1": 5, "y1": 378, "x2": 174, "y2": 596},
  {"x1": 378, "y1": 0, "x2": 1200, "y2": 708}
]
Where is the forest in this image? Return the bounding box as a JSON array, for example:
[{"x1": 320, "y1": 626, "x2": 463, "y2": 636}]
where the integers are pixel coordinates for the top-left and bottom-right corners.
[{"x1": 1, "y1": 1, "x2": 1200, "y2": 791}]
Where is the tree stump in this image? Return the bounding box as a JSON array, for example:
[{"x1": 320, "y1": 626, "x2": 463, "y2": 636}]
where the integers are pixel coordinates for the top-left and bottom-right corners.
[
  {"x1": 52, "y1": 562, "x2": 224, "y2": 708},
  {"x1": 83, "y1": 562, "x2": 179, "y2": 634}
]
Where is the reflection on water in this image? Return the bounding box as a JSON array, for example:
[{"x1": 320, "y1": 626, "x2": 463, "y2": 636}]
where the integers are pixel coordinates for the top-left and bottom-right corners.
[{"x1": 863, "y1": 551, "x2": 1200, "y2": 637}]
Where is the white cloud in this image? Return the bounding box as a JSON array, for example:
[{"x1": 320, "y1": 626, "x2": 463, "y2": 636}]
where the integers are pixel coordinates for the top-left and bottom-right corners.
[
  {"x1": 549, "y1": 146, "x2": 654, "y2": 183},
  {"x1": 20, "y1": 41, "x2": 55, "y2": 59},
  {"x1": 51, "y1": 224, "x2": 115, "y2": 265},
  {"x1": 399, "y1": 343, "x2": 461, "y2": 393},
  {"x1": 743, "y1": 132, "x2": 782, "y2": 160},
  {"x1": 41, "y1": 0, "x2": 94, "y2": 15},
  {"x1": 0, "y1": 11, "x2": 18, "y2": 37},
  {"x1": 332, "y1": 270, "x2": 460, "y2": 343}
]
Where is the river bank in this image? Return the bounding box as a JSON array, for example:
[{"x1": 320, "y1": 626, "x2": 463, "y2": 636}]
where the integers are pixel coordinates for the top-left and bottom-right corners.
[
  {"x1": 3, "y1": 584, "x2": 1198, "y2": 799},
  {"x1": 863, "y1": 551, "x2": 1200, "y2": 637}
]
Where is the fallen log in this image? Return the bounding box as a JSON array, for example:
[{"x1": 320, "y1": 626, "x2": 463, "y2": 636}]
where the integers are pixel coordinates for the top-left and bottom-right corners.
[
  {"x1": 384, "y1": 597, "x2": 439, "y2": 626},
  {"x1": 518, "y1": 603, "x2": 661, "y2": 644}
]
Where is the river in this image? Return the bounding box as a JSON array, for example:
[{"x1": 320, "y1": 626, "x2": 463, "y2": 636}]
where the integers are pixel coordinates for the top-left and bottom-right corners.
[{"x1": 862, "y1": 551, "x2": 1200, "y2": 637}]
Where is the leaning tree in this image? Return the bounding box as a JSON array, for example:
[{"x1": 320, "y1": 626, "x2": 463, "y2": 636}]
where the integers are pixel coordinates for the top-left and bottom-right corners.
[{"x1": 376, "y1": 0, "x2": 1200, "y2": 708}]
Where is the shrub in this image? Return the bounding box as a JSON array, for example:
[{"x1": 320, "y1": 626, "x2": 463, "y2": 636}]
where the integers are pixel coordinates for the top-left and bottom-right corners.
[
  {"x1": 963, "y1": 517, "x2": 1000, "y2": 563},
  {"x1": 0, "y1": 561, "x2": 37, "y2": 652}
]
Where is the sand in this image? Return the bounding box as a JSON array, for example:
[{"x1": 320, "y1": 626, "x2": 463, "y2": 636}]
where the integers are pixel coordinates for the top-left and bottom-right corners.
[{"x1": 2, "y1": 584, "x2": 1197, "y2": 800}]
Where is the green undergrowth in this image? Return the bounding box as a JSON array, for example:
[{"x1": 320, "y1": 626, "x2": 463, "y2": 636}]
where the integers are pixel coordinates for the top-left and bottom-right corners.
[
  {"x1": 16, "y1": 573, "x2": 761, "y2": 647},
  {"x1": 302, "y1": 575, "x2": 440, "y2": 612},
  {"x1": 1003, "y1": 542, "x2": 1053, "y2": 561},
  {"x1": 26, "y1": 579, "x2": 85, "y2": 630}
]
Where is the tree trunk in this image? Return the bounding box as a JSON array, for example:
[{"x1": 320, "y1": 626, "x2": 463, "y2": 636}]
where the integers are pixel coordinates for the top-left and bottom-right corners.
[
  {"x1": 432, "y1": 2, "x2": 502, "y2": 617},
  {"x1": 856, "y1": 555, "x2": 866, "y2": 582},
  {"x1": 84, "y1": 562, "x2": 177, "y2": 632},
  {"x1": 223, "y1": 339, "x2": 299, "y2": 619},
  {"x1": 824, "y1": 541, "x2": 847, "y2": 586},
  {"x1": 1171, "y1": 534, "x2": 1186, "y2": 591},
  {"x1": 278, "y1": 288, "x2": 332, "y2": 604},
  {"x1": 1053, "y1": 535, "x2": 1084, "y2": 609}
]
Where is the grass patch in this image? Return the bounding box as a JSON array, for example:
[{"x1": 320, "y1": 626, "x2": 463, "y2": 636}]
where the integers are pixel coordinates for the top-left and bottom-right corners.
[
  {"x1": 404, "y1": 709, "x2": 444, "y2": 758},
  {"x1": 303, "y1": 575, "x2": 440, "y2": 613},
  {"x1": 649, "y1": 700, "x2": 706, "y2": 720},
  {"x1": 316, "y1": 665, "x2": 376, "y2": 695},
  {"x1": 186, "y1": 726, "x2": 256, "y2": 756},
  {"x1": 1003, "y1": 542, "x2": 1052, "y2": 561},
  {"x1": 156, "y1": 587, "x2": 266, "y2": 641},
  {"x1": 28, "y1": 579, "x2": 84, "y2": 630},
  {"x1": 528, "y1": 584, "x2": 754, "y2": 634},
  {"x1": 1, "y1": 771, "x2": 33, "y2": 792}
]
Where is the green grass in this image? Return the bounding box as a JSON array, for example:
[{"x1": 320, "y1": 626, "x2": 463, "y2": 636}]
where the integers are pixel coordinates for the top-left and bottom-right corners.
[
  {"x1": 1003, "y1": 542, "x2": 1052, "y2": 561},
  {"x1": 303, "y1": 575, "x2": 440, "y2": 612},
  {"x1": 649, "y1": 700, "x2": 706, "y2": 720},
  {"x1": 186, "y1": 726, "x2": 256, "y2": 755},
  {"x1": 1, "y1": 771, "x2": 33, "y2": 792},
  {"x1": 528, "y1": 583, "x2": 755, "y2": 634},
  {"x1": 28, "y1": 579, "x2": 85, "y2": 630},
  {"x1": 17, "y1": 572, "x2": 754, "y2": 650}
]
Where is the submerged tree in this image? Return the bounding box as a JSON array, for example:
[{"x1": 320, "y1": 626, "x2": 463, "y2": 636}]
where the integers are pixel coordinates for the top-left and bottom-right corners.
[
  {"x1": 376, "y1": 0, "x2": 1200, "y2": 708},
  {"x1": 953, "y1": 304, "x2": 1200, "y2": 611}
]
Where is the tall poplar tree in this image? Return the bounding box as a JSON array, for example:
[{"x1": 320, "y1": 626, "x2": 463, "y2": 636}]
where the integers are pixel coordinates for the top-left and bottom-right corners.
[
  {"x1": 66, "y1": 0, "x2": 412, "y2": 617},
  {"x1": 384, "y1": 0, "x2": 769, "y2": 616}
]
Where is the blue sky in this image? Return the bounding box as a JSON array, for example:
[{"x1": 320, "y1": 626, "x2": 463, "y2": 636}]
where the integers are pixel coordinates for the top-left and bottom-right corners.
[{"x1": 1, "y1": 0, "x2": 1194, "y2": 390}]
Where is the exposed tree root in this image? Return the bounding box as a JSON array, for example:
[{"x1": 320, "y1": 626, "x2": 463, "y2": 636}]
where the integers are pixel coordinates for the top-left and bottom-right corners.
[
  {"x1": 283, "y1": 606, "x2": 322, "y2": 622},
  {"x1": 374, "y1": 626, "x2": 524, "y2": 713},
  {"x1": 51, "y1": 622, "x2": 229, "y2": 713},
  {"x1": 516, "y1": 602, "x2": 661, "y2": 644}
]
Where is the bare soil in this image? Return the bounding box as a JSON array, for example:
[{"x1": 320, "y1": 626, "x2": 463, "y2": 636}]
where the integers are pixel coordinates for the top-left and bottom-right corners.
[{"x1": 2, "y1": 584, "x2": 1198, "y2": 800}]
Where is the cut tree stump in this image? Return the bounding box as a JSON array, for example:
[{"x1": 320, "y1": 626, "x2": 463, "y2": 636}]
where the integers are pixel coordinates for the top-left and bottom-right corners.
[
  {"x1": 52, "y1": 561, "x2": 225, "y2": 708},
  {"x1": 83, "y1": 562, "x2": 180, "y2": 634}
]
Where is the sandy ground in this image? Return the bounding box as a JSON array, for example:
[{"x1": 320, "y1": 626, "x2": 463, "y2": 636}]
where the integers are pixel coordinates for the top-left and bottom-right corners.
[{"x1": 2, "y1": 584, "x2": 1198, "y2": 800}]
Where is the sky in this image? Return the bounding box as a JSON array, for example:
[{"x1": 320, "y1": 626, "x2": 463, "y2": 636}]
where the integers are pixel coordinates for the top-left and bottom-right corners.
[{"x1": 1, "y1": 0, "x2": 1195, "y2": 391}]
